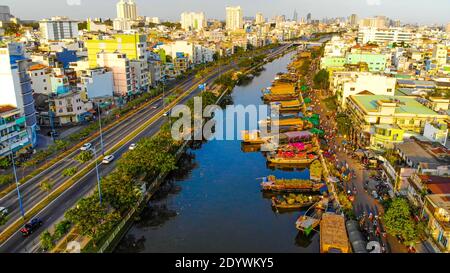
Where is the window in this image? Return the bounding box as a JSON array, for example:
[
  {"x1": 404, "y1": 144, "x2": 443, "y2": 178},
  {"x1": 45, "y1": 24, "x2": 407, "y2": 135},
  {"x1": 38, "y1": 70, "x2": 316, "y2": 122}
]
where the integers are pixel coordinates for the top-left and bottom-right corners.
[
  {"x1": 350, "y1": 87, "x2": 356, "y2": 91},
  {"x1": 43, "y1": 79, "x2": 46, "y2": 82},
  {"x1": 387, "y1": 88, "x2": 392, "y2": 92}
]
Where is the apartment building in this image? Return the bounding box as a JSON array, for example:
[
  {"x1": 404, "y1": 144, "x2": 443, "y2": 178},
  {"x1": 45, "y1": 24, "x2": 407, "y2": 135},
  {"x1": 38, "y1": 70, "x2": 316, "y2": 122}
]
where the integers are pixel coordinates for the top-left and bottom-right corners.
[
  {"x1": 357, "y1": 27, "x2": 414, "y2": 45},
  {"x1": 0, "y1": 43, "x2": 37, "y2": 147},
  {"x1": 28, "y1": 64, "x2": 52, "y2": 95},
  {"x1": 226, "y1": 6, "x2": 243, "y2": 31},
  {"x1": 96, "y1": 51, "x2": 133, "y2": 97},
  {"x1": 330, "y1": 72, "x2": 396, "y2": 108},
  {"x1": 181, "y1": 12, "x2": 207, "y2": 31},
  {"x1": 39, "y1": 17, "x2": 79, "y2": 41},
  {"x1": 85, "y1": 34, "x2": 147, "y2": 68},
  {"x1": 50, "y1": 91, "x2": 93, "y2": 125},
  {"x1": 422, "y1": 194, "x2": 450, "y2": 252},
  {"x1": 0, "y1": 105, "x2": 31, "y2": 158},
  {"x1": 346, "y1": 95, "x2": 448, "y2": 147},
  {"x1": 78, "y1": 68, "x2": 114, "y2": 100}
]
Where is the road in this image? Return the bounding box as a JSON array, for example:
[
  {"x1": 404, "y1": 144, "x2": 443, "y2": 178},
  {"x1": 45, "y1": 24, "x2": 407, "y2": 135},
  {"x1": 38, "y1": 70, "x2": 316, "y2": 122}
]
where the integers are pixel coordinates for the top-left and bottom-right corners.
[{"x1": 0, "y1": 44, "x2": 293, "y2": 253}]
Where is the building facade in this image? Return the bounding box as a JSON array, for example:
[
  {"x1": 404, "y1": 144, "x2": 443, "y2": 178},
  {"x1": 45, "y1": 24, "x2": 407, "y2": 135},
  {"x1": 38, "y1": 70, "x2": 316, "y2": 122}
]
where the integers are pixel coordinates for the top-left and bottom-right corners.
[
  {"x1": 226, "y1": 6, "x2": 243, "y2": 31},
  {"x1": 0, "y1": 106, "x2": 31, "y2": 158},
  {"x1": 181, "y1": 12, "x2": 206, "y2": 31},
  {"x1": 39, "y1": 17, "x2": 79, "y2": 41}
]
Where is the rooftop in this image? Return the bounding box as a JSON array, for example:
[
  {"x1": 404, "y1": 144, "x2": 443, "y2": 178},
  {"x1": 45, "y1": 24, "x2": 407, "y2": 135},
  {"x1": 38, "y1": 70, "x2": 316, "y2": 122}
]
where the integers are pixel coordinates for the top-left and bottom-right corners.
[
  {"x1": 0, "y1": 105, "x2": 18, "y2": 114},
  {"x1": 396, "y1": 140, "x2": 440, "y2": 165},
  {"x1": 352, "y1": 95, "x2": 441, "y2": 116}
]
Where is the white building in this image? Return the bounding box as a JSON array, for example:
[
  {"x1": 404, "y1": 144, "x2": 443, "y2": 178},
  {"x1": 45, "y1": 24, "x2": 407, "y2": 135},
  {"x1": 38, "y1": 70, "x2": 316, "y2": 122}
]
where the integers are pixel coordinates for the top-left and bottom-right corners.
[
  {"x1": 194, "y1": 44, "x2": 215, "y2": 64},
  {"x1": 130, "y1": 60, "x2": 149, "y2": 92},
  {"x1": 255, "y1": 12, "x2": 265, "y2": 25},
  {"x1": 0, "y1": 43, "x2": 37, "y2": 146},
  {"x1": 0, "y1": 5, "x2": 12, "y2": 23},
  {"x1": 357, "y1": 27, "x2": 414, "y2": 45},
  {"x1": 146, "y1": 17, "x2": 160, "y2": 24},
  {"x1": 181, "y1": 12, "x2": 206, "y2": 31},
  {"x1": 78, "y1": 68, "x2": 114, "y2": 99},
  {"x1": 226, "y1": 6, "x2": 243, "y2": 31},
  {"x1": 39, "y1": 17, "x2": 79, "y2": 41},
  {"x1": 331, "y1": 72, "x2": 397, "y2": 108},
  {"x1": 433, "y1": 44, "x2": 448, "y2": 68},
  {"x1": 51, "y1": 91, "x2": 93, "y2": 125},
  {"x1": 157, "y1": 40, "x2": 195, "y2": 64},
  {"x1": 96, "y1": 52, "x2": 133, "y2": 97},
  {"x1": 423, "y1": 121, "x2": 448, "y2": 146},
  {"x1": 114, "y1": 0, "x2": 138, "y2": 31},
  {"x1": 28, "y1": 64, "x2": 52, "y2": 95}
]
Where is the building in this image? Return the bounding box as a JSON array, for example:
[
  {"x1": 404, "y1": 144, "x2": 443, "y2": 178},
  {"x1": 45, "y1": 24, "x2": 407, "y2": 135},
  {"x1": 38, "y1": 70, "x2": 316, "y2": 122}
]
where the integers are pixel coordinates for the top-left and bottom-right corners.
[
  {"x1": 226, "y1": 6, "x2": 243, "y2": 31},
  {"x1": 39, "y1": 17, "x2": 79, "y2": 41},
  {"x1": 0, "y1": 43, "x2": 37, "y2": 147},
  {"x1": 346, "y1": 52, "x2": 388, "y2": 72},
  {"x1": 331, "y1": 72, "x2": 396, "y2": 108},
  {"x1": 349, "y1": 14, "x2": 358, "y2": 27},
  {"x1": 422, "y1": 194, "x2": 450, "y2": 252},
  {"x1": 359, "y1": 16, "x2": 387, "y2": 28},
  {"x1": 181, "y1": 12, "x2": 206, "y2": 31},
  {"x1": 357, "y1": 27, "x2": 414, "y2": 45},
  {"x1": 50, "y1": 91, "x2": 93, "y2": 125},
  {"x1": 306, "y1": 13, "x2": 312, "y2": 24},
  {"x1": 423, "y1": 121, "x2": 449, "y2": 147},
  {"x1": 0, "y1": 105, "x2": 31, "y2": 158},
  {"x1": 255, "y1": 12, "x2": 265, "y2": 25},
  {"x1": 433, "y1": 44, "x2": 448, "y2": 68},
  {"x1": 116, "y1": 0, "x2": 137, "y2": 20},
  {"x1": 0, "y1": 5, "x2": 12, "y2": 23},
  {"x1": 370, "y1": 124, "x2": 405, "y2": 150},
  {"x1": 28, "y1": 64, "x2": 52, "y2": 95},
  {"x1": 157, "y1": 40, "x2": 195, "y2": 64},
  {"x1": 446, "y1": 23, "x2": 450, "y2": 34},
  {"x1": 85, "y1": 34, "x2": 147, "y2": 68},
  {"x1": 146, "y1": 17, "x2": 160, "y2": 24},
  {"x1": 78, "y1": 68, "x2": 114, "y2": 100},
  {"x1": 346, "y1": 95, "x2": 448, "y2": 148},
  {"x1": 96, "y1": 51, "x2": 133, "y2": 97}
]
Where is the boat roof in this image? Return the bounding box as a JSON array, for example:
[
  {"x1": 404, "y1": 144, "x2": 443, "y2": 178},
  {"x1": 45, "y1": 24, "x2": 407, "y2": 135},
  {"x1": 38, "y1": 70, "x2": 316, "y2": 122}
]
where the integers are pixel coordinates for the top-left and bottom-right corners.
[{"x1": 282, "y1": 131, "x2": 313, "y2": 139}]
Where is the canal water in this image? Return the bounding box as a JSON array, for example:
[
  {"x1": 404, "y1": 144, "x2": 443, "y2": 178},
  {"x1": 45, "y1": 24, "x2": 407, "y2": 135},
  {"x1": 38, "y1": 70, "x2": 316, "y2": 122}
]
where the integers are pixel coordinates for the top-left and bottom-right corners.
[{"x1": 116, "y1": 51, "x2": 320, "y2": 253}]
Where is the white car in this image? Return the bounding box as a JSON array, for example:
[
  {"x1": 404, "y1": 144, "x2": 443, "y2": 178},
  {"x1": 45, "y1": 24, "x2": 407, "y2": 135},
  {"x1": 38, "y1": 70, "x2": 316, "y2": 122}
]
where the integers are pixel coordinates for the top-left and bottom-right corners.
[
  {"x1": 102, "y1": 155, "x2": 115, "y2": 164},
  {"x1": 129, "y1": 143, "x2": 137, "y2": 150},
  {"x1": 80, "y1": 143, "x2": 92, "y2": 151},
  {"x1": 0, "y1": 207, "x2": 8, "y2": 216}
]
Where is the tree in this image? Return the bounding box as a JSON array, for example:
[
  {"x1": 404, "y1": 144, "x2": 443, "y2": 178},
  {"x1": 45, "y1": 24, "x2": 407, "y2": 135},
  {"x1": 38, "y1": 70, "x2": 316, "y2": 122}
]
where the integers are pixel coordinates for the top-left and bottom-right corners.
[
  {"x1": 75, "y1": 151, "x2": 94, "y2": 164},
  {"x1": 40, "y1": 179, "x2": 54, "y2": 195},
  {"x1": 65, "y1": 196, "x2": 121, "y2": 243},
  {"x1": 40, "y1": 231, "x2": 54, "y2": 251},
  {"x1": 62, "y1": 167, "x2": 78, "y2": 177},
  {"x1": 101, "y1": 170, "x2": 141, "y2": 214},
  {"x1": 0, "y1": 157, "x2": 11, "y2": 169},
  {"x1": 384, "y1": 198, "x2": 418, "y2": 245},
  {"x1": 4, "y1": 23, "x2": 21, "y2": 36},
  {"x1": 336, "y1": 113, "x2": 352, "y2": 136},
  {"x1": 313, "y1": 69, "x2": 330, "y2": 90},
  {"x1": 78, "y1": 21, "x2": 88, "y2": 30},
  {"x1": 0, "y1": 174, "x2": 13, "y2": 186}
]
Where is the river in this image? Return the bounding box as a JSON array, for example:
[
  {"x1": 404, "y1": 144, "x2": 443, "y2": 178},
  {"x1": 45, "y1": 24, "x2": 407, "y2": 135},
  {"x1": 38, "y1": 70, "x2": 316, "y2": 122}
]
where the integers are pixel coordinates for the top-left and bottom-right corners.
[{"x1": 116, "y1": 50, "x2": 320, "y2": 253}]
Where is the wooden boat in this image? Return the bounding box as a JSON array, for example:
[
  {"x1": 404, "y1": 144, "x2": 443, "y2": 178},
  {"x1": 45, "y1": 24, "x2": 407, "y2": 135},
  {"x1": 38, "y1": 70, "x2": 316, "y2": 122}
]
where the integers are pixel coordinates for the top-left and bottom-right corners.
[
  {"x1": 320, "y1": 213, "x2": 351, "y2": 253},
  {"x1": 241, "y1": 130, "x2": 270, "y2": 145},
  {"x1": 263, "y1": 94, "x2": 298, "y2": 102},
  {"x1": 271, "y1": 194, "x2": 320, "y2": 211},
  {"x1": 296, "y1": 198, "x2": 329, "y2": 235},
  {"x1": 261, "y1": 176, "x2": 324, "y2": 193},
  {"x1": 260, "y1": 117, "x2": 305, "y2": 127},
  {"x1": 267, "y1": 152, "x2": 318, "y2": 165},
  {"x1": 270, "y1": 100, "x2": 302, "y2": 112}
]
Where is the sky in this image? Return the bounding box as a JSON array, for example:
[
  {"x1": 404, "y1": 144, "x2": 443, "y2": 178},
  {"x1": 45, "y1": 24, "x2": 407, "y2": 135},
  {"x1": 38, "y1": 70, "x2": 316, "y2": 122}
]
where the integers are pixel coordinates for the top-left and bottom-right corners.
[{"x1": 2, "y1": 0, "x2": 450, "y2": 25}]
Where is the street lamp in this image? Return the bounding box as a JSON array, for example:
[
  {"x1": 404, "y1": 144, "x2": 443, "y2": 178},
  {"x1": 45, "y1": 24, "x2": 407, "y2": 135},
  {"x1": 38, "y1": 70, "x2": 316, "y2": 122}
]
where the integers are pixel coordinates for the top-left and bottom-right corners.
[
  {"x1": 9, "y1": 141, "x2": 25, "y2": 218},
  {"x1": 97, "y1": 104, "x2": 105, "y2": 156},
  {"x1": 91, "y1": 146, "x2": 102, "y2": 205}
]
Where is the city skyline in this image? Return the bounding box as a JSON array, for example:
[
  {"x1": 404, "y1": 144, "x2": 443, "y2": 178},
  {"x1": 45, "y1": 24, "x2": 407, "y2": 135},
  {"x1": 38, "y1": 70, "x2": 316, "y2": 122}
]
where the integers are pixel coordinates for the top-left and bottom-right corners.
[{"x1": 1, "y1": 0, "x2": 450, "y2": 25}]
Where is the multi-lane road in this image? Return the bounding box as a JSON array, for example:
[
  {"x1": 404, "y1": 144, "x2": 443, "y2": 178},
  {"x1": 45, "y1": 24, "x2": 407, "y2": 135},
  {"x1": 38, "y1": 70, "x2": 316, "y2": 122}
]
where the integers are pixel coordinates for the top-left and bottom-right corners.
[{"x1": 0, "y1": 44, "x2": 293, "y2": 253}]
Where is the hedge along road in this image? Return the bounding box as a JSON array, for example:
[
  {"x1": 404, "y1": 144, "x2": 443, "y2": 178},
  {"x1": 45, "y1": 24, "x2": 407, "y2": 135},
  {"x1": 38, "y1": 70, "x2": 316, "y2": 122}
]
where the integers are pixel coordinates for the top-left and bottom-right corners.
[
  {"x1": 0, "y1": 61, "x2": 239, "y2": 250},
  {"x1": 0, "y1": 43, "x2": 293, "y2": 252}
]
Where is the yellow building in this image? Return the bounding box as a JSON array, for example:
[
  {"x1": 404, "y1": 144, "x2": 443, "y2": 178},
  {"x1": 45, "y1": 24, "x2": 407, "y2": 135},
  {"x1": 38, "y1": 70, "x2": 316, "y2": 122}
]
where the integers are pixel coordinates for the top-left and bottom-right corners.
[
  {"x1": 422, "y1": 194, "x2": 450, "y2": 253},
  {"x1": 85, "y1": 34, "x2": 147, "y2": 68},
  {"x1": 346, "y1": 95, "x2": 448, "y2": 148},
  {"x1": 370, "y1": 124, "x2": 404, "y2": 150}
]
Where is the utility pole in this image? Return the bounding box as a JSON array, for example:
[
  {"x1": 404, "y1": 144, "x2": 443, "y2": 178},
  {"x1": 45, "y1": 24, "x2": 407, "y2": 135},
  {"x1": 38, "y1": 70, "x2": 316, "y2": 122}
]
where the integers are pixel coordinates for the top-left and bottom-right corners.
[
  {"x1": 48, "y1": 98, "x2": 55, "y2": 142},
  {"x1": 92, "y1": 146, "x2": 102, "y2": 205},
  {"x1": 9, "y1": 141, "x2": 25, "y2": 218},
  {"x1": 97, "y1": 104, "x2": 105, "y2": 155}
]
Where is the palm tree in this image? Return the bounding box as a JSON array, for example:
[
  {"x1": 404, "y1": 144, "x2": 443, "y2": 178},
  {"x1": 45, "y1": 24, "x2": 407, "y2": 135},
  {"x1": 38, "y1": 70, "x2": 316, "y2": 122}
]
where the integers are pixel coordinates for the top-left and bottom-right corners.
[{"x1": 40, "y1": 179, "x2": 54, "y2": 195}]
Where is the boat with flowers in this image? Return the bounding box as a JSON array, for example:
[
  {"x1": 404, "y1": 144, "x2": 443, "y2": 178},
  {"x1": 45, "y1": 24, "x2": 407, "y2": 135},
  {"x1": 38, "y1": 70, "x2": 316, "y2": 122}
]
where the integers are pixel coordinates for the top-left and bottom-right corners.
[
  {"x1": 271, "y1": 194, "x2": 321, "y2": 211},
  {"x1": 266, "y1": 150, "x2": 318, "y2": 165},
  {"x1": 260, "y1": 176, "x2": 325, "y2": 193}
]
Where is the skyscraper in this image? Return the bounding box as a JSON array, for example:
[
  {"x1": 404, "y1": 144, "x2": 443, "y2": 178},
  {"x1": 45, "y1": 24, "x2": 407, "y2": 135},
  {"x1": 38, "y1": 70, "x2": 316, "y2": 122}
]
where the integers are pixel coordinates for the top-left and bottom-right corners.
[
  {"x1": 181, "y1": 12, "x2": 207, "y2": 31},
  {"x1": 293, "y1": 10, "x2": 298, "y2": 22},
  {"x1": 255, "y1": 12, "x2": 264, "y2": 25},
  {"x1": 350, "y1": 14, "x2": 358, "y2": 27},
  {"x1": 226, "y1": 6, "x2": 243, "y2": 31},
  {"x1": 116, "y1": 0, "x2": 137, "y2": 20},
  {"x1": 306, "y1": 13, "x2": 312, "y2": 24}
]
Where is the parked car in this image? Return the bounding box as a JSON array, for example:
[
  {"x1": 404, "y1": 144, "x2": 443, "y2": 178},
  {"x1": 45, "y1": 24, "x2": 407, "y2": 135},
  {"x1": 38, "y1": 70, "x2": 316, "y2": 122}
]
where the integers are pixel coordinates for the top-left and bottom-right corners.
[
  {"x1": 20, "y1": 218, "x2": 43, "y2": 237},
  {"x1": 129, "y1": 143, "x2": 137, "y2": 150},
  {"x1": 80, "y1": 143, "x2": 92, "y2": 151},
  {"x1": 0, "y1": 207, "x2": 8, "y2": 216},
  {"x1": 102, "y1": 155, "x2": 115, "y2": 164}
]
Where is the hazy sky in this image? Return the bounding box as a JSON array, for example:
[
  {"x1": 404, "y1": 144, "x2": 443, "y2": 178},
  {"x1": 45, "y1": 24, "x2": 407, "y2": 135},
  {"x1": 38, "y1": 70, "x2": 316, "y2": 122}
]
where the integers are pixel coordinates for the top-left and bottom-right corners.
[{"x1": 2, "y1": 0, "x2": 450, "y2": 25}]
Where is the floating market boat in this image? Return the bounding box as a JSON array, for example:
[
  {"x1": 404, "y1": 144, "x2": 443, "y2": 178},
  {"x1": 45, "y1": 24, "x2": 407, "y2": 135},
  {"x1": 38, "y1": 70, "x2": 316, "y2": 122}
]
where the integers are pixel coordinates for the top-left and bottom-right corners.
[
  {"x1": 296, "y1": 198, "x2": 329, "y2": 235},
  {"x1": 263, "y1": 93, "x2": 298, "y2": 102},
  {"x1": 270, "y1": 100, "x2": 302, "y2": 112},
  {"x1": 271, "y1": 194, "x2": 321, "y2": 211},
  {"x1": 241, "y1": 130, "x2": 272, "y2": 145},
  {"x1": 261, "y1": 176, "x2": 324, "y2": 193},
  {"x1": 266, "y1": 151, "x2": 318, "y2": 165}
]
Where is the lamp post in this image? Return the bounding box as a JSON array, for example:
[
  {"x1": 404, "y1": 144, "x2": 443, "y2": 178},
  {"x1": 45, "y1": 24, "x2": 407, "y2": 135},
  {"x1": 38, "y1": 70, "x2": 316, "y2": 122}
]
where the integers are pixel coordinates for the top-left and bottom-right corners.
[
  {"x1": 9, "y1": 141, "x2": 25, "y2": 218},
  {"x1": 92, "y1": 146, "x2": 102, "y2": 205},
  {"x1": 97, "y1": 104, "x2": 105, "y2": 155}
]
